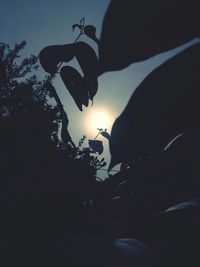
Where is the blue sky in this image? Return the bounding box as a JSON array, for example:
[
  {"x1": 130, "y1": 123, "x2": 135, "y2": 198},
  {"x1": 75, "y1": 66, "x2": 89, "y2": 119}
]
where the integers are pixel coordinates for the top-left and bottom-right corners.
[{"x1": 1, "y1": 0, "x2": 199, "y2": 177}]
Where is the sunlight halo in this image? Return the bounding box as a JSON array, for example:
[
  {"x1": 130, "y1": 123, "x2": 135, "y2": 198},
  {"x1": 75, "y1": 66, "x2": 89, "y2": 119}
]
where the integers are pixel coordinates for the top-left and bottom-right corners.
[{"x1": 84, "y1": 108, "x2": 115, "y2": 137}]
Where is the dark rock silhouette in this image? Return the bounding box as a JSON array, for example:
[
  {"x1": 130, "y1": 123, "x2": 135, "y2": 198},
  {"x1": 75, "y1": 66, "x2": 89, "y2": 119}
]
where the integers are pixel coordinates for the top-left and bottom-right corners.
[
  {"x1": 109, "y1": 43, "x2": 200, "y2": 170},
  {"x1": 99, "y1": 0, "x2": 200, "y2": 73}
]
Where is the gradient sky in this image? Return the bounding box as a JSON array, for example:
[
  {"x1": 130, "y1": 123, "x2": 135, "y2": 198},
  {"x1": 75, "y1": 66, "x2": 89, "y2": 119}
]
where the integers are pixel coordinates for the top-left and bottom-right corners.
[{"x1": 1, "y1": 0, "x2": 199, "y2": 178}]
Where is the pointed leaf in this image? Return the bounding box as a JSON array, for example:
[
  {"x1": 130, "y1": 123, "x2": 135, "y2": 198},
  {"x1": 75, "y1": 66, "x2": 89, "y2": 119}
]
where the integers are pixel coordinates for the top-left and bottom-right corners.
[
  {"x1": 100, "y1": 158, "x2": 105, "y2": 163},
  {"x1": 101, "y1": 131, "x2": 110, "y2": 140},
  {"x1": 75, "y1": 42, "x2": 98, "y2": 100},
  {"x1": 88, "y1": 139, "x2": 103, "y2": 154},
  {"x1": 60, "y1": 66, "x2": 89, "y2": 111},
  {"x1": 101, "y1": 162, "x2": 107, "y2": 167}
]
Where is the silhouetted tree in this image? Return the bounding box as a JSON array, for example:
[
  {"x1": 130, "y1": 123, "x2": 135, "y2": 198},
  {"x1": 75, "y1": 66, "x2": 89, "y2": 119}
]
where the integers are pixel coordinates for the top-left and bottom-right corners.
[
  {"x1": 0, "y1": 41, "x2": 63, "y2": 191},
  {"x1": 0, "y1": 42, "x2": 111, "y2": 244}
]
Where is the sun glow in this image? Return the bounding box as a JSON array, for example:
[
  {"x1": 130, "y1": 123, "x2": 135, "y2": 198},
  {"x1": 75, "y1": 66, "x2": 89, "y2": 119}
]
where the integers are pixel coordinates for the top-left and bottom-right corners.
[{"x1": 86, "y1": 109, "x2": 115, "y2": 136}]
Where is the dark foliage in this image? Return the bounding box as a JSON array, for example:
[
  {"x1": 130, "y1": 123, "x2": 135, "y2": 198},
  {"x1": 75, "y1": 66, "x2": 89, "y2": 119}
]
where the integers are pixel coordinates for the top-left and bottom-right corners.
[
  {"x1": 100, "y1": 130, "x2": 110, "y2": 140},
  {"x1": 88, "y1": 140, "x2": 104, "y2": 155},
  {"x1": 99, "y1": 0, "x2": 200, "y2": 73},
  {"x1": 109, "y1": 42, "x2": 200, "y2": 169},
  {"x1": 39, "y1": 43, "x2": 75, "y2": 75},
  {"x1": 96, "y1": 1, "x2": 200, "y2": 265},
  {"x1": 39, "y1": 41, "x2": 98, "y2": 111},
  {"x1": 2, "y1": 0, "x2": 200, "y2": 263},
  {"x1": 0, "y1": 42, "x2": 109, "y2": 265},
  {"x1": 61, "y1": 66, "x2": 88, "y2": 111}
]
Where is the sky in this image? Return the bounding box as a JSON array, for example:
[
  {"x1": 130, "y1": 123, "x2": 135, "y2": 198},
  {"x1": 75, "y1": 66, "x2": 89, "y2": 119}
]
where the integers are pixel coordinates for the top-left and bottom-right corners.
[{"x1": 1, "y1": 0, "x2": 199, "y2": 178}]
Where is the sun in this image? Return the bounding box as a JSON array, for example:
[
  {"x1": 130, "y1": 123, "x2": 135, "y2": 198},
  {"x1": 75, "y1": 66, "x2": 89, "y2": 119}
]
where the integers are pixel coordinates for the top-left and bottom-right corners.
[
  {"x1": 86, "y1": 108, "x2": 115, "y2": 136},
  {"x1": 90, "y1": 111, "x2": 110, "y2": 129}
]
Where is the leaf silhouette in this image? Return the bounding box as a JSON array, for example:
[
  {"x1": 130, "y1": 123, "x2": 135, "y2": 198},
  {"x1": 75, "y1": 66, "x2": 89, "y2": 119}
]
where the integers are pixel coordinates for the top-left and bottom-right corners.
[
  {"x1": 61, "y1": 124, "x2": 71, "y2": 144},
  {"x1": 84, "y1": 25, "x2": 96, "y2": 39},
  {"x1": 109, "y1": 43, "x2": 200, "y2": 170},
  {"x1": 62, "y1": 110, "x2": 69, "y2": 127},
  {"x1": 75, "y1": 42, "x2": 98, "y2": 100},
  {"x1": 101, "y1": 130, "x2": 110, "y2": 140},
  {"x1": 100, "y1": 158, "x2": 104, "y2": 163},
  {"x1": 39, "y1": 41, "x2": 99, "y2": 110},
  {"x1": 83, "y1": 25, "x2": 100, "y2": 45},
  {"x1": 39, "y1": 44, "x2": 75, "y2": 75},
  {"x1": 88, "y1": 139, "x2": 103, "y2": 155},
  {"x1": 101, "y1": 162, "x2": 106, "y2": 167},
  {"x1": 60, "y1": 66, "x2": 88, "y2": 111},
  {"x1": 99, "y1": 0, "x2": 200, "y2": 73}
]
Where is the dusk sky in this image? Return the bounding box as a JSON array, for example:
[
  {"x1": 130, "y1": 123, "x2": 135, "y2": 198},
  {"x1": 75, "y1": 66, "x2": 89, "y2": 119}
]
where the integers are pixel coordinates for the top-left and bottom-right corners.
[{"x1": 1, "y1": 0, "x2": 199, "y2": 177}]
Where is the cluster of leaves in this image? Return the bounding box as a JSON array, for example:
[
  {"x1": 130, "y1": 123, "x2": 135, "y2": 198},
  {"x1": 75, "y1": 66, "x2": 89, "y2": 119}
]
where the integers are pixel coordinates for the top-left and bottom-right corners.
[
  {"x1": 1, "y1": 41, "x2": 37, "y2": 92},
  {"x1": 0, "y1": 41, "x2": 109, "y2": 196},
  {"x1": 0, "y1": 41, "x2": 61, "y2": 146},
  {"x1": 0, "y1": 44, "x2": 67, "y2": 206},
  {"x1": 76, "y1": 135, "x2": 107, "y2": 173},
  {"x1": 1, "y1": 40, "x2": 162, "y2": 243},
  {"x1": 0, "y1": 41, "x2": 117, "y2": 246}
]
